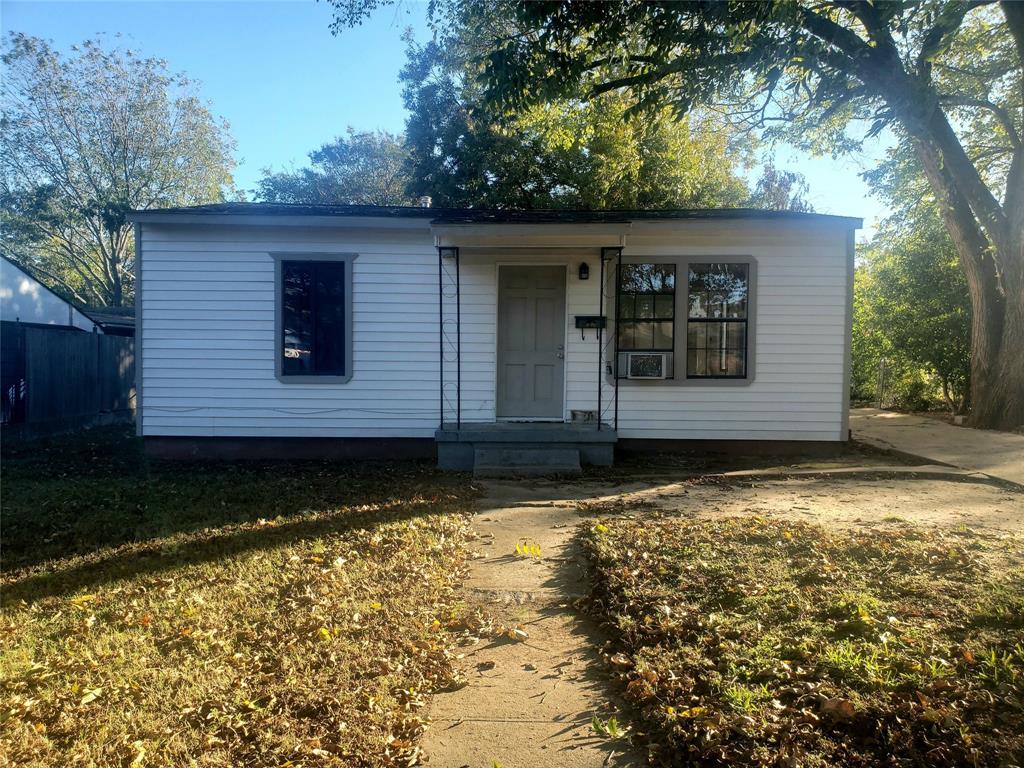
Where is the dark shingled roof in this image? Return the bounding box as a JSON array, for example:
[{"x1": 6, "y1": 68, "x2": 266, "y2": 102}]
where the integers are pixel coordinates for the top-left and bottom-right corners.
[
  {"x1": 130, "y1": 202, "x2": 862, "y2": 227},
  {"x1": 81, "y1": 306, "x2": 136, "y2": 331}
]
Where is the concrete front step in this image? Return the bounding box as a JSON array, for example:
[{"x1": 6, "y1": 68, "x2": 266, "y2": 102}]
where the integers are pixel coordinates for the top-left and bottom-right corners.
[
  {"x1": 436, "y1": 423, "x2": 616, "y2": 471},
  {"x1": 472, "y1": 446, "x2": 581, "y2": 478}
]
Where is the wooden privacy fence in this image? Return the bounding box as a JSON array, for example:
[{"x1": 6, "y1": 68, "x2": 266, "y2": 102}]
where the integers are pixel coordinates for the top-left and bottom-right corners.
[{"x1": 1, "y1": 325, "x2": 135, "y2": 437}]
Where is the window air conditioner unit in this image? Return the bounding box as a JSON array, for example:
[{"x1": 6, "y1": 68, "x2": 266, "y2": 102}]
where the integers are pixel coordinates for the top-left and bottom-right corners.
[{"x1": 626, "y1": 352, "x2": 667, "y2": 380}]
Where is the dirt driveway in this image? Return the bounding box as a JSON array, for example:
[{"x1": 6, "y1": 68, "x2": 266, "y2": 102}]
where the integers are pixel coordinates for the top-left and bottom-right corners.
[
  {"x1": 576, "y1": 472, "x2": 1024, "y2": 533},
  {"x1": 851, "y1": 407, "x2": 1024, "y2": 486}
]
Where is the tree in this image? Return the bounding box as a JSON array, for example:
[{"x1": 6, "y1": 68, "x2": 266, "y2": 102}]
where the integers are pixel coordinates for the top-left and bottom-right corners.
[
  {"x1": 256, "y1": 128, "x2": 414, "y2": 205},
  {"x1": 329, "y1": 0, "x2": 1023, "y2": 428},
  {"x1": 749, "y1": 163, "x2": 814, "y2": 212},
  {"x1": 860, "y1": 218, "x2": 971, "y2": 413},
  {"x1": 400, "y1": 37, "x2": 561, "y2": 208},
  {"x1": 399, "y1": 33, "x2": 750, "y2": 209},
  {"x1": 1, "y1": 34, "x2": 236, "y2": 307}
]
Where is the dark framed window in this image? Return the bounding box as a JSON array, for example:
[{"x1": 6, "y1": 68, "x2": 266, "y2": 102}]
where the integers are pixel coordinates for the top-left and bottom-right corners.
[
  {"x1": 686, "y1": 262, "x2": 749, "y2": 378},
  {"x1": 280, "y1": 259, "x2": 348, "y2": 377},
  {"x1": 617, "y1": 263, "x2": 675, "y2": 353}
]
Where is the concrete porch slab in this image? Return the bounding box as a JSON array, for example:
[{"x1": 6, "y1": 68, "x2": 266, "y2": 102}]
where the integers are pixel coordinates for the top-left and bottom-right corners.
[{"x1": 436, "y1": 423, "x2": 617, "y2": 471}]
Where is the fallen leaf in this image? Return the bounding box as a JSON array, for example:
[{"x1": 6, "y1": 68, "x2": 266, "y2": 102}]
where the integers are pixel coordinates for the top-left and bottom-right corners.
[
  {"x1": 80, "y1": 687, "x2": 102, "y2": 705},
  {"x1": 820, "y1": 697, "x2": 856, "y2": 720}
]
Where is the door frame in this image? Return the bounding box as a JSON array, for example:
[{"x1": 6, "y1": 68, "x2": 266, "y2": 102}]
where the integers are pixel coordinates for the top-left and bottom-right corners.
[{"x1": 493, "y1": 261, "x2": 570, "y2": 422}]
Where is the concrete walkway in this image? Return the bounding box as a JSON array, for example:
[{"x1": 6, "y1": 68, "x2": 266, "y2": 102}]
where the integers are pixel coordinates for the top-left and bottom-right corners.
[
  {"x1": 851, "y1": 407, "x2": 1024, "y2": 486},
  {"x1": 422, "y1": 483, "x2": 641, "y2": 768}
]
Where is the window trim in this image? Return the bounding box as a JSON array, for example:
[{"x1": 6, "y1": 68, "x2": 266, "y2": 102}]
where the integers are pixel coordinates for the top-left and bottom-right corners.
[
  {"x1": 272, "y1": 252, "x2": 357, "y2": 384},
  {"x1": 610, "y1": 254, "x2": 757, "y2": 388},
  {"x1": 616, "y1": 262, "x2": 677, "y2": 380},
  {"x1": 685, "y1": 261, "x2": 751, "y2": 381}
]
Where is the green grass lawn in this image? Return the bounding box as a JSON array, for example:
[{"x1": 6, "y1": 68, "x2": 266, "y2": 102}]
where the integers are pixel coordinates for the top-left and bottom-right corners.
[
  {"x1": 581, "y1": 513, "x2": 1024, "y2": 767},
  {"x1": 1, "y1": 428, "x2": 478, "y2": 767}
]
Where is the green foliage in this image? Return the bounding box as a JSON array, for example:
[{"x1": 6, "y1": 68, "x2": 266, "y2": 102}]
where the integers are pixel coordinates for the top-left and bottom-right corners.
[
  {"x1": 256, "y1": 128, "x2": 414, "y2": 205},
  {"x1": 747, "y1": 163, "x2": 813, "y2": 212},
  {"x1": 590, "y1": 714, "x2": 629, "y2": 740},
  {"x1": 461, "y1": 1, "x2": 1020, "y2": 179},
  {"x1": 854, "y1": 136, "x2": 972, "y2": 413},
  {"x1": 1, "y1": 34, "x2": 236, "y2": 307},
  {"x1": 857, "y1": 220, "x2": 971, "y2": 412},
  {"x1": 399, "y1": 33, "x2": 751, "y2": 209}
]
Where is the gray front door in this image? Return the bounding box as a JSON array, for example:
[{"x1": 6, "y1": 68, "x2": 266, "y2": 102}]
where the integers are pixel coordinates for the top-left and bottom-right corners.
[{"x1": 496, "y1": 265, "x2": 566, "y2": 419}]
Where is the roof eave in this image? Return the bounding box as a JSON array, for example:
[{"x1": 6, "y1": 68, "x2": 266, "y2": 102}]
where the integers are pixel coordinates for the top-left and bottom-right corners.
[
  {"x1": 128, "y1": 211, "x2": 433, "y2": 229},
  {"x1": 128, "y1": 208, "x2": 862, "y2": 230}
]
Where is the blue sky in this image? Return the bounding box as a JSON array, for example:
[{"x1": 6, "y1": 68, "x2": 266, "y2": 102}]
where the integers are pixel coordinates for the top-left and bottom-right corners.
[{"x1": 3, "y1": 0, "x2": 889, "y2": 236}]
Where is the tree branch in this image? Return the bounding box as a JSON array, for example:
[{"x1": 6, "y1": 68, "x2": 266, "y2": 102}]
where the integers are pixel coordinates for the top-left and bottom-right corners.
[
  {"x1": 917, "y1": 2, "x2": 992, "y2": 76},
  {"x1": 939, "y1": 94, "x2": 1022, "y2": 147}
]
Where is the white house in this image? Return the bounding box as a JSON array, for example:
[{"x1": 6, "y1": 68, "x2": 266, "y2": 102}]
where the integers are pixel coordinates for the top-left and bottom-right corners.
[
  {"x1": 128, "y1": 204, "x2": 859, "y2": 472},
  {"x1": 0, "y1": 255, "x2": 97, "y2": 332}
]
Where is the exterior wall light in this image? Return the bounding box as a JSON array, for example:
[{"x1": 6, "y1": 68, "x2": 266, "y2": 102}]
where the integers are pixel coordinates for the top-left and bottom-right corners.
[{"x1": 578, "y1": 262, "x2": 590, "y2": 280}]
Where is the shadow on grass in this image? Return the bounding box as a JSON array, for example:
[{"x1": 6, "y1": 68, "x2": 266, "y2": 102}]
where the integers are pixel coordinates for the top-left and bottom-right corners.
[
  {"x1": 3, "y1": 495, "x2": 464, "y2": 604},
  {"x1": 2, "y1": 426, "x2": 477, "y2": 601}
]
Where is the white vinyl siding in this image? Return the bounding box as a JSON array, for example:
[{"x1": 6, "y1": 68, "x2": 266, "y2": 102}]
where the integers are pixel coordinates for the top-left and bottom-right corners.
[
  {"x1": 604, "y1": 225, "x2": 849, "y2": 440},
  {"x1": 140, "y1": 225, "x2": 440, "y2": 437},
  {"x1": 139, "y1": 220, "x2": 850, "y2": 441}
]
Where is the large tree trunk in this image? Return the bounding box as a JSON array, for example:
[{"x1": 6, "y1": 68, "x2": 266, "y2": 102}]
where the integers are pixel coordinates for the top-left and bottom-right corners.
[
  {"x1": 912, "y1": 135, "x2": 1024, "y2": 430},
  {"x1": 110, "y1": 261, "x2": 123, "y2": 308},
  {"x1": 986, "y1": 272, "x2": 1024, "y2": 429},
  {"x1": 983, "y1": 217, "x2": 1024, "y2": 429}
]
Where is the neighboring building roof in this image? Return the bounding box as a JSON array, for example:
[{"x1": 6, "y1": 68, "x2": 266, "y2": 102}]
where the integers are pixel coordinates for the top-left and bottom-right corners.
[
  {"x1": 0, "y1": 255, "x2": 97, "y2": 332},
  {"x1": 129, "y1": 202, "x2": 862, "y2": 228},
  {"x1": 82, "y1": 306, "x2": 136, "y2": 333}
]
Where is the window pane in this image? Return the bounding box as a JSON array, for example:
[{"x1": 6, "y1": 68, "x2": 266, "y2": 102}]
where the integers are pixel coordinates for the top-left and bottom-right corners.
[
  {"x1": 687, "y1": 321, "x2": 706, "y2": 349},
  {"x1": 633, "y1": 322, "x2": 654, "y2": 349},
  {"x1": 688, "y1": 263, "x2": 748, "y2": 319},
  {"x1": 653, "y1": 321, "x2": 673, "y2": 350},
  {"x1": 620, "y1": 263, "x2": 675, "y2": 293},
  {"x1": 654, "y1": 293, "x2": 674, "y2": 319},
  {"x1": 617, "y1": 321, "x2": 636, "y2": 349},
  {"x1": 688, "y1": 290, "x2": 709, "y2": 318},
  {"x1": 686, "y1": 320, "x2": 746, "y2": 377},
  {"x1": 618, "y1": 294, "x2": 635, "y2": 320},
  {"x1": 314, "y1": 262, "x2": 346, "y2": 375},
  {"x1": 727, "y1": 321, "x2": 746, "y2": 352},
  {"x1": 686, "y1": 348, "x2": 705, "y2": 378},
  {"x1": 282, "y1": 263, "x2": 314, "y2": 374},
  {"x1": 282, "y1": 261, "x2": 346, "y2": 376},
  {"x1": 634, "y1": 294, "x2": 655, "y2": 319}
]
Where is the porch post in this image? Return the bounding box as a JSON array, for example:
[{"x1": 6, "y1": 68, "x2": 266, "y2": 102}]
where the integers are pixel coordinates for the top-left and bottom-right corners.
[
  {"x1": 437, "y1": 247, "x2": 444, "y2": 430},
  {"x1": 598, "y1": 254, "x2": 604, "y2": 431},
  {"x1": 598, "y1": 247, "x2": 621, "y2": 431},
  {"x1": 437, "y1": 246, "x2": 461, "y2": 430},
  {"x1": 614, "y1": 248, "x2": 622, "y2": 431},
  {"x1": 598, "y1": 250, "x2": 622, "y2": 434},
  {"x1": 455, "y1": 247, "x2": 461, "y2": 429}
]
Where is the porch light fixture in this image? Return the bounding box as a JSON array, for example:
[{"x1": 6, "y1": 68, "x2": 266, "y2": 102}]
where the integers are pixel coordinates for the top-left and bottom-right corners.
[
  {"x1": 438, "y1": 246, "x2": 459, "y2": 260},
  {"x1": 578, "y1": 262, "x2": 590, "y2": 280}
]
